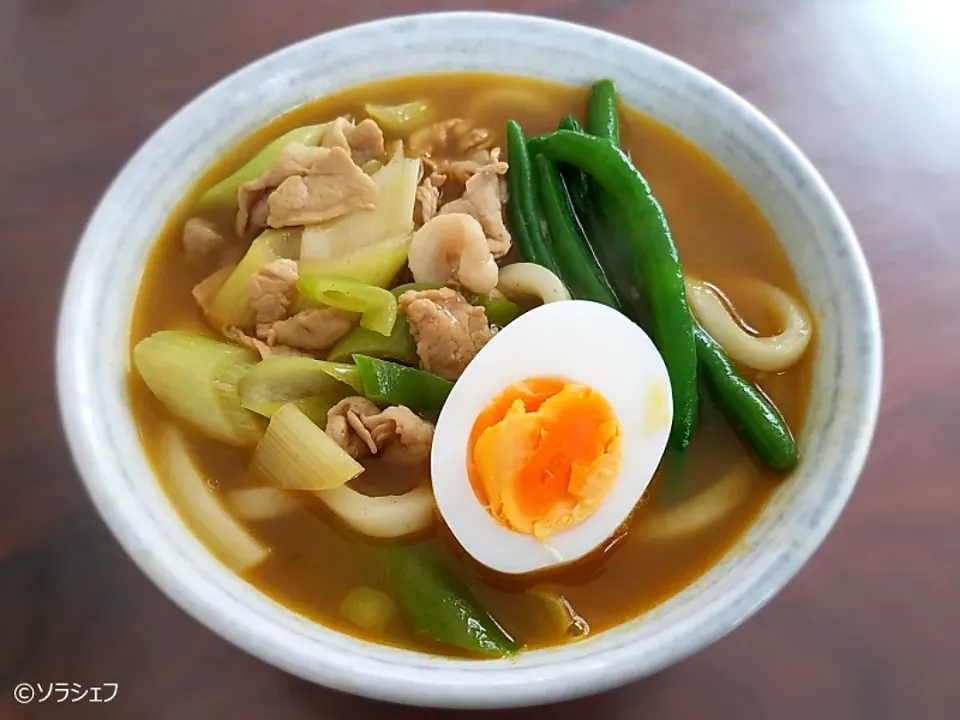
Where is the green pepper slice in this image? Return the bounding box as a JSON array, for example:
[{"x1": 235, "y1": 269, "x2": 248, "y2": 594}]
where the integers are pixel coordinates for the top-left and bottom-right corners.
[
  {"x1": 353, "y1": 355, "x2": 453, "y2": 412},
  {"x1": 297, "y1": 275, "x2": 398, "y2": 336},
  {"x1": 382, "y1": 544, "x2": 518, "y2": 657}
]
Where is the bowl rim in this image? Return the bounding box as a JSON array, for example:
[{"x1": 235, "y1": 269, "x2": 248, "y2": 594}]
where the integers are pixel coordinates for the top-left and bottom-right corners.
[{"x1": 56, "y1": 11, "x2": 882, "y2": 708}]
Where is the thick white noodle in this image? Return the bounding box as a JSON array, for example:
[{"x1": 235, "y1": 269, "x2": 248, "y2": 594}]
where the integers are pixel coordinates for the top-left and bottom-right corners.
[
  {"x1": 641, "y1": 466, "x2": 752, "y2": 541},
  {"x1": 315, "y1": 483, "x2": 435, "y2": 538},
  {"x1": 686, "y1": 278, "x2": 812, "y2": 372},
  {"x1": 162, "y1": 425, "x2": 269, "y2": 571},
  {"x1": 227, "y1": 487, "x2": 301, "y2": 522},
  {"x1": 497, "y1": 263, "x2": 570, "y2": 304}
]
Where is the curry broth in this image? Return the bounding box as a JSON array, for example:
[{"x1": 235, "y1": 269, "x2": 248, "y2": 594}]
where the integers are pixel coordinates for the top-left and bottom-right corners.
[{"x1": 128, "y1": 73, "x2": 812, "y2": 656}]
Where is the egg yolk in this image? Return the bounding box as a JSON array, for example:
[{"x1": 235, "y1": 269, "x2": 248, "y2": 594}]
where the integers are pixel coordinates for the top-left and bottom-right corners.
[{"x1": 467, "y1": 377, "x2": 622, "y2": 539}]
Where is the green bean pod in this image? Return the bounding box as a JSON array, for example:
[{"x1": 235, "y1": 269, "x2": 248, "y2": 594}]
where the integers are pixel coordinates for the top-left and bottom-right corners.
[
  {"x1": 553, "y1": 123, "x2": 644, "y2": 324},
  {"x1": 532, "y1": 154, "x2": 620, "y2": 308},
  {"x1": 694, "y1": 325, "x2": 799, "y2": 471},
  {"x1": 505, "y1": 120, "x2": 560, "y2": 274},
  {"x1": 580, "y1": 83, "x2": 650, "y2": 325},
  {"x1": 587, "y1": 79, "x2": 621, "y2": 146},
  {"x1": 527, "y1": 130, "x2": 698, "y2": 449},
  {"x1": 557, "y1": 114, "x2": 592, "y2": 205}
]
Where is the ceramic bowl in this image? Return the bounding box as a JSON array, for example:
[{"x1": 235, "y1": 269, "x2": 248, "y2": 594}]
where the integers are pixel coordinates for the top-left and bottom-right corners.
[{"x1": 56, "y1": 12, "x2": 881, "y2": 709}]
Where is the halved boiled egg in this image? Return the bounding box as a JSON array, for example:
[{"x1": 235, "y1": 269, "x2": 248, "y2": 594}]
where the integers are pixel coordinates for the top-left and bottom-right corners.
[{"x1": 432, "y1": 300, "x2": 673, "y2": 575}]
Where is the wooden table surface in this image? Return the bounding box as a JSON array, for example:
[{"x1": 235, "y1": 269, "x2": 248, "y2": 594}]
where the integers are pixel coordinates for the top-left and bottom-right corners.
[{"x1": 2, "y1": 0, "x2": 957, "y2": 717}]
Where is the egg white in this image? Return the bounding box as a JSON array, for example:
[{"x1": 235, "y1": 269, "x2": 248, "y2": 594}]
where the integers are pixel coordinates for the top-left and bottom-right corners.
[{"x1": 431, "y1": 300, "x2": 673, "y2": 575}]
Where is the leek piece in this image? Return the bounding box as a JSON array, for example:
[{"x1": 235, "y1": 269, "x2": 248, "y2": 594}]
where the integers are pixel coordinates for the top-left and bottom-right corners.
[
  {"x1": 161, "y1": 425, "x2": 269, "y2": 571},
  {"x1": 291, "y1": 395, "x2": 342, "y2": 427},
  {"x1": 298, "y1": 275, "x2": 398, "y2": 336},
  {"x1": 206, "y1": 229, "x2": 300, "y2": 329},
  {"x1": 192, "y1": 264, "x2": 235, "y2": 315},
  {"x1": 134, "y1": 331, "x2": 264, "y2": 446},
  {"x1": 227, "y1": 487, "x2": 301, "y2": 522},
  {"x1": 299, "y1": 232, "x2": 412, "y2": 289},
  {"x1": 316, "y1": 483, "x2": 435, "y2": 538},
  {"x1": 251, "y1": 403, "x2": 363, "y2": 490},
  {"x1": 361, "y1": 159, "x2": 383, "y2": 175},
  {"x1": 197, "y1": 124, "x2": 328, "y2": 209},
  {"x1": 526, "y1": 587, "x2": 590, "y2": 639},
  {"x1": 339, "y1": 586, "x2": 397, "y2": 633},
  {"x1": 240, "y1": 395, "x2": 344, "y2": 428},
  {"x1": 300, "y1": 157, "x2": 420, "y2": 263},
  {"x1": 364, "y1": 100, "x2": 431, "y2": 133},
  {"x1": 386, "y1": 139, "x2": 405, "y2": 163},
  {"x1": 239, "y1": 356, "x2": 360, "y2": 419}
]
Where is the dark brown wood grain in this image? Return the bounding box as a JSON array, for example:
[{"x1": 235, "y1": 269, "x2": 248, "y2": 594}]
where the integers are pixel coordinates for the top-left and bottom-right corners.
[{"x1": 1, "y1": 0, "x2": 957, "y2": 717}]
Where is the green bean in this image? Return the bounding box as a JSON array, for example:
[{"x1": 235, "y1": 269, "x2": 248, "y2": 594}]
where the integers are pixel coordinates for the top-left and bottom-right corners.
[
  {"x1": 554, "y1": 120, "x2": 646, "y2": 322},
  {"x1": 694, "y1": 325, "x2": 798, "y2": 471},
  {"x1": 558, "y1": 114, "x2": 591, "y2": 205},
  {"x1": 532, "y1": 154, "x2": 620, "y2": 308},
  {"x1": 578, "y1": 85, "x2": 650, "y2": 325},
  {"x1": 587, "y1": 79, "x2": 621, "y2": 146},
  {"x1": 527, "y1": 130, "x2": 698, "y2": 449},
  {"x1": 505, "y1": 120, "x2": 560, "y2": 274},
  {"x1": 559, "y1": 114, "x2": 585, "y2": 133},
  {"x1": 557, "y1": 115, "x2": 598, "y2": 252}
]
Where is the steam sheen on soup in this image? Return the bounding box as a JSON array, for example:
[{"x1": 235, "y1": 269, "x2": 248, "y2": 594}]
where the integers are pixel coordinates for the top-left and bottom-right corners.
[{"x1": 129, "y1": 73, "x2": 813, "y2": 658}]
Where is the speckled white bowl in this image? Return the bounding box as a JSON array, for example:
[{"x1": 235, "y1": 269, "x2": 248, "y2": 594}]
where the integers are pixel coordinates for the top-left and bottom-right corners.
[{"x1": 56, "y1": 12, "x2": 881, "y2": 709}]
